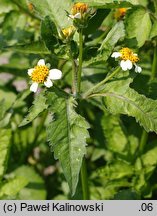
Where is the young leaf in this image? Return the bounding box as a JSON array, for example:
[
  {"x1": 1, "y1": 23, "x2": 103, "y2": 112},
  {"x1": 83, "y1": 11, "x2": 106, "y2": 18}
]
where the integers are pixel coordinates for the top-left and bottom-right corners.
[
  {"x1": 125, "y1": 7, "x2": 152, "y2": 47},
  {"x1": 0, "y1": 129, "x2": 11, "y2": 181},
  {"x1": 47, "y1": 90, "x2": 89, "y2": 195},
  {"x1": 19, "y1": 91, "x2": 48, "y2": 127}
]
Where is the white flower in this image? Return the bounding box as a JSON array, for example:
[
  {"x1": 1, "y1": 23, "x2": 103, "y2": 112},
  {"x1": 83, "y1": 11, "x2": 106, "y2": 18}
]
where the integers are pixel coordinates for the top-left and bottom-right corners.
[
  {"x1": 111, "y1": 48, "x2": 142, "y2": 73},
  {"x1": 28, "y1": 59, "x2": 62, "y2": 93}
]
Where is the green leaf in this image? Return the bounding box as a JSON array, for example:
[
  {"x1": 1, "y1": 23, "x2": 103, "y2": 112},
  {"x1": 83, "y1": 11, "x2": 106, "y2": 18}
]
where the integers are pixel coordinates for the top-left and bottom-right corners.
[
  {"x1": 0, "y1": 0, "x2": 17, "y2": 15},
  {"x1": 142, "y1": 146, "x2": 157, "y2": 166},
  {"x1": 0, "y1": 176, "x2": 28, "y2": 198},
  {"x1": 150, "y1": 20, "x2": 157, "y2": 39},
  {"x1": 0, "y1": 100, "x2": 7, "y2": 120},
  {"x1": 75, "y1": 0, "x2": 139, "y2": 8},
  {"x1": 84, "y1": 21, "x2": 125, "y2": 66},
  {"x1": 101, "y1": 111, "x2": 129, "y2": 156},
  {"x1": 100, "y1": 21, "x2": 125, "y2": 50},
  {"x1": 29, "y1": 0, "x2": 73, "y2": 28},
  {"x1": 125, "y1": 7, "x2": 152, "y2": 47},
  {"x1": 41, "y1": 16, "x2": 59, "y2": 52},
  {"x1": 102, "y1": 86, "x2": 157, "y2": 133},
  {"x1": 96, "y1": 161, "x2": 133, "y2": 180},
  {"x1": 83, "y1": 9, "x2": 110, "y2": 35},
  {"x1": 0, "y1": 89, "x2": 16, "y2": 110},
  {"x1": 5, "y1": 41, "x2": 50, "y2": 54},
  {"x1": 12, "y1": 166, "x2": 46, "y2": 200},
  {"x1": 19, "y1": 91, "x2": 48, "y2": 127},
  {"x1": 114, "y1": 189, "x2": 140, "y2": 200},
  {"x1": 0, "y1": 129, "x2": 11, "y2": 181},
  {"x1": 47, "y1": 89, "x2": 89, "y2": 195}
]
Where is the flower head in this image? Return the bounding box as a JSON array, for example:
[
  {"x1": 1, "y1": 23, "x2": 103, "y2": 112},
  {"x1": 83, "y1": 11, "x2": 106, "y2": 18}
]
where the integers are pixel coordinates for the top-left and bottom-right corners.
[
  {"x1": 61, "y1": 26, "x2": 75, "y2": 41},
  {"x1": 67, "y1": 2, "x2": 93, "y2": 28},
  {"x1": 28, "y1": 59, "x2": 62, "y2": 92},
  {"x1": 69, "y1": 3, "x2": 88, "y2": 19},
  {"x1": 114, "y1": 8, "x2": 128, "y2": 20},
  {"x1": 111, "y1": 47, "x2": 142, "y2": 73}
]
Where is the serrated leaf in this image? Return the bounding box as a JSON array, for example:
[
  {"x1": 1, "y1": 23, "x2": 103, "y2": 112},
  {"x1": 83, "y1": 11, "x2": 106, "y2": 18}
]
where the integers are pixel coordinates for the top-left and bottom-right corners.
[
  {"x1": 84, "y1": 21, "x2": 125, "y2": 66},
  {"x1": 19, "y1": 91, "x2": 48, "y2": 127},
  {"x1": 0, "y1": 176, "x2": 28, "y2": 198},
  {"x1": 41, "y1": 16, "x2": 59, "y2": 52},
  {"x1": 6, "y1": 41, "x2": 50, "y2": 54},
  {"x1": 100, "y1": 21, "x2": 125, "y2": 50},
  {"x1": 29, "y1": 0, "x2": 72, "y2": 28},
  {"x1": 0, "y1": 129, "x2": 11, "y2": 181},
  {"x1": 47, "y1": 90, "x2": 89, "y2": 195},
  {"x1": 101, "y1": 86, "x2": 157, "y2": 133},
  {"x1": 125, "y1": 7, "x2": 152, "y2": 47},
  {"x1": 75, "y1": 0, "x2": 139, "y2": 8}
]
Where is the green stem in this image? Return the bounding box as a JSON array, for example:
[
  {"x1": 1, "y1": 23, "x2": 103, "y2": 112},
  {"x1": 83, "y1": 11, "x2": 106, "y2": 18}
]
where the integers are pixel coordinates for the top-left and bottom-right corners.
[
  {"x1": 81, "y1": 158, "x2": 89, "y2": 200},
  {"x1": 83, "y1": 66, "x2": 121, "y2": 99},
  {"x1": 151, "y1": 45, "x2": 157, "y2": 80},
  {"x1": 139, "y1": 130, "x2": 148, "y2": 154},
  {"x1": 68, "y1": 43, "x2": 77, "y2": 95},
  {"x1": 77, "y1": 29, "x2": 83, "y2": 94}
]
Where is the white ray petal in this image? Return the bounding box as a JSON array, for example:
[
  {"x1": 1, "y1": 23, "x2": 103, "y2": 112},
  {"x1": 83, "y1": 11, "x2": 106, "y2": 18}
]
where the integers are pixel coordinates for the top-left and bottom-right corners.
[
  {"x1": 111, "y1": 52, "x2": 122, "y2": 58},
  {"x1": 74, "y1": 13, "x2": 81, "y2": 19},
  {"x1": 28, "y1": 68, "x2": 34, "y2": 76},
  {"x1": 120, "y1": 60, "x2": 128, "y2": 71},
  {"x1": 49, "y1": 69, "x2": 62, "y2": 80},
  {"x1": 126, "y1": 60, "x2": 133, "y2": 70},
  {"x1": 44, "y1": 79, "x2": 53, "y2": 88},
  {"x1": 135, "y1": 64, "x2": 142, "y2": 73},
  {"x1": 30, "y1": 82, "x2": 38, "y2": 92},
  {"x1": 37, "y1": 59, "x2": 45, "y2": 66}
]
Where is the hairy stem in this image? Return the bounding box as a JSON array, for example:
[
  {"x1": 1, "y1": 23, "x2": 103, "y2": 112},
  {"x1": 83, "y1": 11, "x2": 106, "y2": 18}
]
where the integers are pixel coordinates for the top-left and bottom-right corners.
[
  {"x1": 68, "y1": 43, "x2": 77, "y2": 95},
  {"x1": 77, "y1": 29, "x2": 83, "y2": 94},
  {"x1": 83, "y1": 66, "x2": 121, "y2": 99}
]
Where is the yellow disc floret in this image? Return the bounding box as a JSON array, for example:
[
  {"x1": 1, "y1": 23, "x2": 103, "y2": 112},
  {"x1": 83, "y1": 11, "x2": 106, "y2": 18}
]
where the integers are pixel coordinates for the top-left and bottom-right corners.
[
  {"x1": 62, "y1": 26, "x2": 75, "y2": 39},
  {"x1": 120, "y1": 47, "x2": 139, "y2": 63},
  {"x1": 31, "y1": 65, "x2": 49, "y2": 83},
  {"x1": 71, "y1": 3, "x2": 88, "y2": 15}
]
